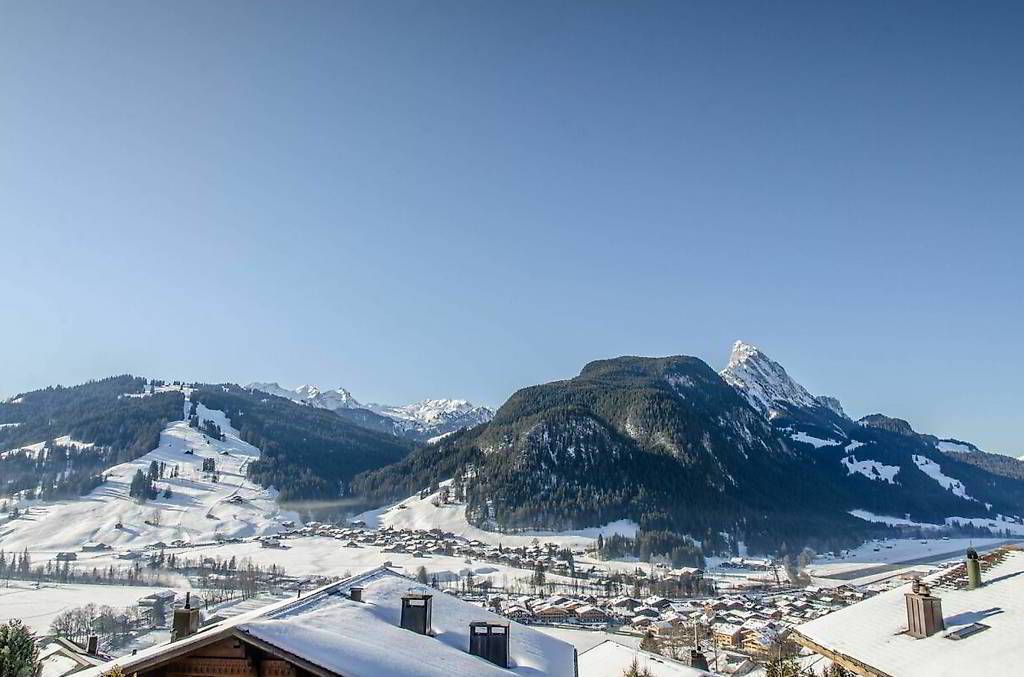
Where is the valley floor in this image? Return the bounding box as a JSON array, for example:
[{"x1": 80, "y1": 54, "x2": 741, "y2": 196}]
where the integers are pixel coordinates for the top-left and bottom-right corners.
[{"x1": 0, "y1": 580, "x2": 169, "y2": 633}]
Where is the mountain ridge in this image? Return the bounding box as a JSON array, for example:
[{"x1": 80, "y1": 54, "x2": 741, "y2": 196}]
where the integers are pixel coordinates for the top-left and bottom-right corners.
[
  {"x1": 352, "y1": 343, "x2": 1024, "y2": 555},
  {"x1": 245, "y1": 382, "x2": 493, "y2": 441}
]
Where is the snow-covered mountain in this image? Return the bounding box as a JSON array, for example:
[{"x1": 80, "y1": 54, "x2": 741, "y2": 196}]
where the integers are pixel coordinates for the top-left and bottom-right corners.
[
  {"x1": 245, "y1": 383, "x2": 493, "y2": 441},
  {"x1": 367, "y1": 399, "x2": 493, "y2": 435},
  {"x1": 717, "y1": 341, "x2": 1024, "y2": 528},
  {"x1": 720, "y1": 340, "x2": 846, "y2": 419},
  {"x1": 245, "y1": 382, "x2": 362, "y2": 410}
]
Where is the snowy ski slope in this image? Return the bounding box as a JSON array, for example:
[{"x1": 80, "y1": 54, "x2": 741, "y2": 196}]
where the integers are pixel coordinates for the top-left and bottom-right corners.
[{"x1": 0, "y1": 398, "x2": 295, "y2": 555}]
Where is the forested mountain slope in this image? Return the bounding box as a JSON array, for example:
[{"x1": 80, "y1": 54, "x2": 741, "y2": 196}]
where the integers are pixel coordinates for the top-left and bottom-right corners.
[
  {"x1": 356, "y1": 347, "x2": 1024, "y2": 555},
  {"x1": 0, "y1": 376, "x2": 182, "y2": 498},
  {"x1": 191, "y1": 385, "x2": 414, "y2": 502},
  {"x1": 353, "y1": 355, "x2": 872, "y2": 554}
]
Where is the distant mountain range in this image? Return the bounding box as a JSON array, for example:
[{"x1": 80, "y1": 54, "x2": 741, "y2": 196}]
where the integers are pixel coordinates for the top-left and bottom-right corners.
[
  {"x1": 3, "y1": 344, "x2": 1021, "y2": 557},
  {"x1": 244, "y1": 382, "x2": 493, "y2": 441},
  {"x1": 352, "y1": 341, "x2": 1024, "y2": 555}
]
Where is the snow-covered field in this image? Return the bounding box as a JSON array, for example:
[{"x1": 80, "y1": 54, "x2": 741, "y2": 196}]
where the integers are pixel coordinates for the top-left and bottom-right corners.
[
  {"x1": 848, "y1": 509, "x2": 1024, "y2": 534},
  {"x1": 354, "y1": 481, "x2": 638, "y2": 549},
  {"x1": 0, "y1": 581, "x2": 176, "y2": 633},
  {"x1": 806, "y1": 536, "x2": 1011, "y2": 579},
  {"x1": 0, "y1": 400, "x2": 296, "y2": 554}
]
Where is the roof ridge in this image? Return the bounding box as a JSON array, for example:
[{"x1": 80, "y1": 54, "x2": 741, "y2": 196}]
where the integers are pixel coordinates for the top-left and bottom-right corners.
[{"x1": 260, "y1": 566, "x2": 396, "y2": 621}]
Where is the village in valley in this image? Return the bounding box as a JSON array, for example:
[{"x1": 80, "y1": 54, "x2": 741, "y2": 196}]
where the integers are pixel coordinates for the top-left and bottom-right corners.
[
  {"x1": 1, "y1": 381, "x2": 1021, "y2": 676},
  {"x1": 3, "y1": 3, "x2": 1022, "y2": 673},
  {"x1": 3, "y1": 476, "x2": 1013, "y2": 677}
]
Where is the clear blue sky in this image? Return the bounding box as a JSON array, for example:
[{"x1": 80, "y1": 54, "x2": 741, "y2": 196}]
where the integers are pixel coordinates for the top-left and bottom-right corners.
[{"x1": 1, "y1": 2, "x2": 1021, "y2": 454}]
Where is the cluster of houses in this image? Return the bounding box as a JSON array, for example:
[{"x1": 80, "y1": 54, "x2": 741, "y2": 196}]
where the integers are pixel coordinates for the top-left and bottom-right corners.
[
  {"x1": 279, "y1": 522, "x2": 595, "y2": 577},
  {"x1": 478, "y1": 583, "x2": 871, "y2": 662}
]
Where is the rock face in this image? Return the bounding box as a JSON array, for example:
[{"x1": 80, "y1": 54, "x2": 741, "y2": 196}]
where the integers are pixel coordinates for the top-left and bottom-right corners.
[{"x1": 720, "y1": 341, "x2": 844, "y2": 419}]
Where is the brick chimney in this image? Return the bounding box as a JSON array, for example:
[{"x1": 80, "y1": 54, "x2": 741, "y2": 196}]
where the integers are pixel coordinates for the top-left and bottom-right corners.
[
  {"x1": 86, "y1": 636, "x2": 99, "y2": 656},
  {"x1": 349, "y1": 587, "x2": 364, "y2": 602},
  {"x1": 905, "y1": 578, "x2": 944, "y2": 639}
]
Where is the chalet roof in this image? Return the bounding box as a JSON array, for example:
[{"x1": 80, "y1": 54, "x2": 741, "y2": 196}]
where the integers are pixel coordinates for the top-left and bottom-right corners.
[
  {"x1": 37, "y1": 637, "x2": 108, "y2": 677},
  {"x1": 795, "y1": 547, "x2": 1024, "y2": 677},
  {"x1": 79, "y1": 567, "x2": 576, "y2": 677},
  {"x1": 577, "y1": 640, "x2": 715, "y2": 677}
]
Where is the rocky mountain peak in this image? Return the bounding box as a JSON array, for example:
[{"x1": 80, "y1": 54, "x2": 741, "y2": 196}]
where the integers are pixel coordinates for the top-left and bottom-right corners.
[{"x1": 720, "y1": 341, "x2": 822, "y2": 418}]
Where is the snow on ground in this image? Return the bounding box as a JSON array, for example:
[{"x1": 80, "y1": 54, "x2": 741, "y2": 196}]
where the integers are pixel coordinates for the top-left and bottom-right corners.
[
  {"x1": 849, "y1": 509, "x2": 1024, "y2": 535},
  {"x1": 911, "y1": 454, "x2": 976, "y2": 501},
  {"x1": 806, "y1": 537, "x2": 1010, "y2": 578},
  {"x1": 848, "y1": 509, "x2": 930, "y2": 527},
  {"x1": 0, "y1": 422, "x2": 21, "y2": 430},
  {"x1": 354, "y1": 481, "x2": 638, "y2": 549},
  {"x1": 789, "y1": 431, "x2": 842, "y2": 448},
  {"x1": 0, "y1": 581, "x2": 178, "y2": 633},
  {"x1": 535, "y1": 627, "x2": 641, "y2": 654},
  {"x1": 936, "y1": 439, "x2": 978, "y2": 454},
  {"x1": 94, "y1": 535, "x2": 566, "y2": 590},
  {"x1": 841, "y1": 456, "x2": 900, "y2": 484},
  {"x1": 1, "y1": 435, "x2": 95, "y2": 460},
  {"x1": 0, "y1": 400, "x2": 296, "y2": 554}
]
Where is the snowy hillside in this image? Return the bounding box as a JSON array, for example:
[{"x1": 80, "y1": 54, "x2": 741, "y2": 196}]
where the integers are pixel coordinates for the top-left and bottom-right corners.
[
  {"x1": 0, "y1": 398, "x2": 295, "y2": 554},
  {"x1": 355, "y1": 481, "x2": 637, "y2": 549},
  {"x1": 936, "y1": 438, "x2": 983, "y2": 454}
]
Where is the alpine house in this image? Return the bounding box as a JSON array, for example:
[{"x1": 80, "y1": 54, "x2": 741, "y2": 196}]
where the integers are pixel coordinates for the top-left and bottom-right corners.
[
  {"x1": 79, "y1": 567, "x2": 578, "y2": 677},
  {"x1": 792, "y1": 546, "x2": 1024, "y2": 676}
]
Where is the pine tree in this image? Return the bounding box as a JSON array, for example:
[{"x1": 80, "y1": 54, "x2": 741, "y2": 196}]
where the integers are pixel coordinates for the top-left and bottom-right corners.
[
  {"x1": 0, "y1": 619, "x2": 39, "y2": 677},
  {"x1": 623, "y1": 658, "x2": 654, "y2": 677}
]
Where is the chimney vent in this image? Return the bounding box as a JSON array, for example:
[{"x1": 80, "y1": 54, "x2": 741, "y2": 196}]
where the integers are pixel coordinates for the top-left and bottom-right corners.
[
  {"x1": 469, "y1": 622, "x2": 509, "y2": 668},
  {"x1": 966, "y1": 548, "x2": 982, "y2": 590},
  {"x1": 905, "y1": 578, "x2": 944, "y2": 639},
  {"x1": 172, "y1": 595, "x2": 201, "y2": 642},
  {"x1": 350, "y1": 587, "x2": 363, "y2": 602},
  {"x1": 86, "y1": 636, "x2": 99, "y2": 656},
  {"x1": 400, "y1": 594, "x2": 433, "y2": 635}
]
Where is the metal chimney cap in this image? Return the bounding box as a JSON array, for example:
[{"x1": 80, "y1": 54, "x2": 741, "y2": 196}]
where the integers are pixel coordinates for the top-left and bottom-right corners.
[{"x1": 966, "y1": 547, "x2": 979, "y2": 560}]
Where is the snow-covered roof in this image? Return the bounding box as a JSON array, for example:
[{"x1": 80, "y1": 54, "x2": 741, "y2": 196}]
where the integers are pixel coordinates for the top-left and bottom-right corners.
[
  {"x1": 577, "y1": 640, "x2": 715, "y2": 676},
  {"x1": 80, "y1": 567, "x2": 576, "y2": 677},
  {"x1": 795, "y1": 547, "x2": 1024, "y2": 677}
]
